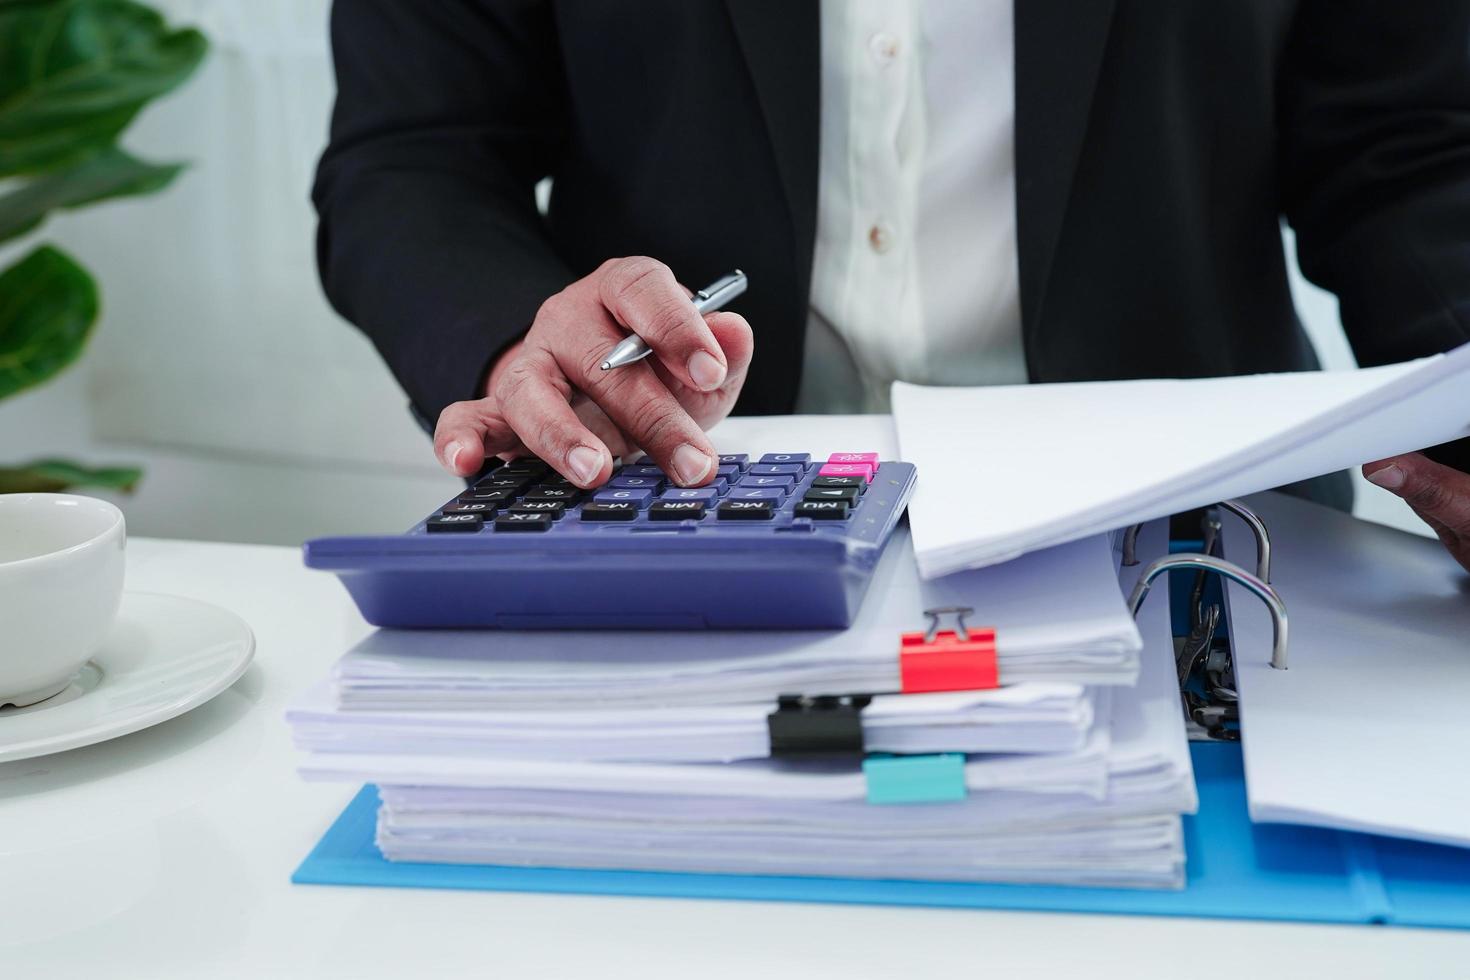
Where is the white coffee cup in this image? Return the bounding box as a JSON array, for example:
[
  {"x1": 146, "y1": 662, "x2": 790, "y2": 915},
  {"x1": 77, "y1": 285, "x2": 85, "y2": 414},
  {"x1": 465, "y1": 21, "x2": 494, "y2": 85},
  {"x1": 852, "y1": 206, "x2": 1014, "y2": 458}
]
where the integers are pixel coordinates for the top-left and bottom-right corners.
[{"x1": 0, "y1": 494, "x2": 125, "y2": 707}]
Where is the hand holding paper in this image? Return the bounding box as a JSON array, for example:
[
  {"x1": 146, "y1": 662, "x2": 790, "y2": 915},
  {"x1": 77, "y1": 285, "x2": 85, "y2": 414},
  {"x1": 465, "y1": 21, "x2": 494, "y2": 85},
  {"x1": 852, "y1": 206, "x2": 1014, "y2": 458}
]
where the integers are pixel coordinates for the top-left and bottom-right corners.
[{"x1": 1364, "y1": 452, "x2": 1470, "y2": 573}]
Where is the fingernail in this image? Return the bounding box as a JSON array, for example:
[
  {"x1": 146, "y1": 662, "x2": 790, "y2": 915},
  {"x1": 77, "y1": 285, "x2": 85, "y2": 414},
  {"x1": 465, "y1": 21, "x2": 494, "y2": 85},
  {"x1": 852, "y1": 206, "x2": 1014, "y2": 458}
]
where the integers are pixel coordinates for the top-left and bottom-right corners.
[
  {"x1": 687, "y1": 350, "x2": 726, "y2": 391},
  {"x1": 443, "y1": 441, "x2": 463, "y2": 470},
  {"x1": 567, "y1": 445, "x2": 604, "y2": 486},
  {"x1": 1366, "y1": 464, "x2": 1405, "y2": 491},
  {"x1": 672, "y1": 444, "x2": 713, "y2": 485}
]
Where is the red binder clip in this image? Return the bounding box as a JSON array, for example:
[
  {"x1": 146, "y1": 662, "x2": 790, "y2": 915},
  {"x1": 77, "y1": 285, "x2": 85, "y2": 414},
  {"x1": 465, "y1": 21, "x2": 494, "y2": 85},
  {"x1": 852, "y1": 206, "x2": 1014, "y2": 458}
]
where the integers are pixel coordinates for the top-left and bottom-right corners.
[{"x1": 899, "y1": 606, "x2": 999, "y2": 693}]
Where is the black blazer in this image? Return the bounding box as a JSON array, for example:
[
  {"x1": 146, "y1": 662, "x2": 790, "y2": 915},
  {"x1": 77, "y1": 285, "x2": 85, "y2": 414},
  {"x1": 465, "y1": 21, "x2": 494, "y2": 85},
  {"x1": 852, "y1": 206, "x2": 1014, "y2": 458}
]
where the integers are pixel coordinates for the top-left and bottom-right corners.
[{"x1": 314, "y1": 0, "x2": 1470, "y2": 475}]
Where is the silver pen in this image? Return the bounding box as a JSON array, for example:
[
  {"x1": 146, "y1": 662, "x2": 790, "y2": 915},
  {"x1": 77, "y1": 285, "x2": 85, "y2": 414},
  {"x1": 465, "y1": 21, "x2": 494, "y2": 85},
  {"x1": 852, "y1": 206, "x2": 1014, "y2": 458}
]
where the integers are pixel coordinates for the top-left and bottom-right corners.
[{"x1": 599, "y1": 270, "x2": 748, "y2": 371}]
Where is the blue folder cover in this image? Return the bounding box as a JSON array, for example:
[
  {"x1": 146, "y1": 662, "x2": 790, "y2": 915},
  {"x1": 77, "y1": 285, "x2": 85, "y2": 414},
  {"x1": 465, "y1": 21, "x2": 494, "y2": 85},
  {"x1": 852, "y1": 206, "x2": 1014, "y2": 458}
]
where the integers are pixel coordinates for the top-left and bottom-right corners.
[{"x1": 292, "y1": 743, "x2": 1470, "y2": 928}]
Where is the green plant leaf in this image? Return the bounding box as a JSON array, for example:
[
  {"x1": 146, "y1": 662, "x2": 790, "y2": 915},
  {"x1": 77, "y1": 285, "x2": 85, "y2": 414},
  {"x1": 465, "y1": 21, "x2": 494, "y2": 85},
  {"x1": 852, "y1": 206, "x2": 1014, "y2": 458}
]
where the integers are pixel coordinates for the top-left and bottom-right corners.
[
  {"x1": 0, "y1": 144, "x2": 184, "y2": 245},
  {"x1": 0, "y1": 244, "x2": 98, "y2": 399},
  {"x1": 0, "y1": 0, "x2": 208, "y2": 177},
  {"x1": 0, "y1": 458, "x2": 141, "y2": 493}
]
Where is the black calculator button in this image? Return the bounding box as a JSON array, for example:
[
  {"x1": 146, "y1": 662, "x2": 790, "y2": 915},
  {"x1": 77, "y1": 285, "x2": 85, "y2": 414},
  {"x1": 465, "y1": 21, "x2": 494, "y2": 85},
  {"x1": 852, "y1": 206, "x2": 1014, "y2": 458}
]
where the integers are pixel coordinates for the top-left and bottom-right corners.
[
  {"x1": 537, "y1": 475, "x2": 577, "y2": 489},
  {"x1": 803, "y1": 486, "x2": 860, "y2": 504},
  {"x1": 459, "y1": 487, "x2": 518, "y2": 503},
  {"x1": 427, "y1": 513, "x2": 484, "y2": 532},
  {"x1": 581, "y1": 502, "x2": 639, "y2": 521},
  {"x1": 443, "y1": 501, "x2": 498, "y2": 515},
  {"x1": 717, "y1": 499, "x2": 775, "y2": 520},
  {"x1": 508, "y1": 500, "x2": 566, "y2": 519},
  {"x1": 649, "y1": 500, "x2": 707, "y2": 521},
  {"x1": 497, "y1": 460, "x2": 549, "y2": 477},
  {"x1": 473, "y1": 477, "x2": 527, "y2": 492},
  {"x1": 812, "y1": 475, "x2": 865, "y2": 491},
  {"x1": 493, "y1": 511, "x2": 554, "y2": 531},
  {"x1": 523, "y1": 486, "x2": 581, "y2": 502},
  {"x1": 795, "y1": 500, "x2": 850, "y2": 520}
]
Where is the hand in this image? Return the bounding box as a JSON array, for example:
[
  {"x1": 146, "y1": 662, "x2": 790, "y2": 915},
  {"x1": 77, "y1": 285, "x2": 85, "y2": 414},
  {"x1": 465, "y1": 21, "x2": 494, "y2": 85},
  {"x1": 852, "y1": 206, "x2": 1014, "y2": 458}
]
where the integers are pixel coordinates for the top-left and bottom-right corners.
[
  {"x1": 1363, "y1": 452, "x2": 1470, "y2": 573},
  {"x1": 432, "y1": 257, "x2": 754, "y2": 488}
]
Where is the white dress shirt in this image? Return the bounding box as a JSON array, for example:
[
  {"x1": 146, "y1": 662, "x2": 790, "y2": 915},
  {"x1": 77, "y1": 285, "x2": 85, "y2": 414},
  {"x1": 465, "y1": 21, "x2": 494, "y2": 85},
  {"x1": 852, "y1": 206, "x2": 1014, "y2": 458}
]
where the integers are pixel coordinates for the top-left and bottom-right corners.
[{"x1": 796, "y1": 0, "x2": 1024, "y2": 414}]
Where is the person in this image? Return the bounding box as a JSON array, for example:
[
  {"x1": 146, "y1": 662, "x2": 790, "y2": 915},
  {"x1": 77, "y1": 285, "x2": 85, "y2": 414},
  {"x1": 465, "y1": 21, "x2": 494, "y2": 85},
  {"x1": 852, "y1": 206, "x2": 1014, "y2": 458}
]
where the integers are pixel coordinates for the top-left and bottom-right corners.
[{"x1": 313, "y1": 0, "x2": 1470, "y2": 571}]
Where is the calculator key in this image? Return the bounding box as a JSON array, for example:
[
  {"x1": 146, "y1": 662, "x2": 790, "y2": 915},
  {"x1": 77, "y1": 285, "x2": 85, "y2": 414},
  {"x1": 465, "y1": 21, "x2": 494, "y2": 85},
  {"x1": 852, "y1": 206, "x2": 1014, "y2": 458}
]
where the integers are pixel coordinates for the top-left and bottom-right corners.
[
  {"x1": 594, "y1": 487, "x2": 654, "y2": 507},
  {"x1": 718, "y1": 499, "x2": 775, "y2": 520},
  {"x1": 427, "y1": 513, "x2": 484, "y2": 532},
  {"x1": 523, "y1": 485, "x2": 581, "y2": 502},
  {"x1": 498, "y1": 459, "x2": 549, "y2": 476},
  {"x1": 759, "y1": 453, "x2": 811, "y2": 465},
  {"x1": 795, "y1": 500, "x2": 850, "y2": 520},
  {"x1": 493, "y1": 511, "x2": 554, "y2": 532},
  {"x1": 649, "y1": 500, "x2": 707, "y2": 521},
  {"x1": 817, "y1": 462, "x2": 875, "y2": 482},
  {"x1": 660, "y1": 487, "x2": 719, "y2": 502},
  {"x1": 508, "y1": 500, "x2": 566, "y2": 519},
  {"x1": 826, "y1": 452, "x2": 880, "y2": 467},
  {"x1": 728, "y1": 487, "x2": 784, "y2": 501},
  {"x1": 804, "y1": 486, "x2": 860, "y2": 504},
  {"x1": 714, "y1": 464, "x2": 742, "y2": 479},
  {"x1": 442, "y1": 501, "x2": 499, "y2": 516},
  {"x1": 608, "y1": 475, "x2": 663, "y2": 490},
  {"x1": 581, "y1": 502, "x2": 639, "y2": 521},
  {"x1": 472, "y1": 477, "x2": 528, "y2": 492},
  {"x1": 717, "y1": 454, "x2": 749, "y2": 468},
  {"x1": 737, "y1": 474, "x2": 795, "y2": 491},
  {"x1": 812, "y1": 475, "x2": 866, "y2": 491},
  {"x1": 459, "y1": 487, "x2": 518, "y2": 503},
  {"x1": 618, "y1": 464, "x2": 665, "y2": 478},
  {"x1": 749, "y1": 463, "x2": 805, "y2": 477},
  {"x1": 537, "y1": 475, "x2": 578, "y2": 488}
]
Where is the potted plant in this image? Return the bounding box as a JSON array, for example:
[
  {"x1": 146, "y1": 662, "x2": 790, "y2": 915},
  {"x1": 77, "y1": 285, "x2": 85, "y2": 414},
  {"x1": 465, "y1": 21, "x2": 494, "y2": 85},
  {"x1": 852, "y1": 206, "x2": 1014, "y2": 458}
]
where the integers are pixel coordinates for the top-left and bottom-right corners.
[{"x1": 0, "y1": 0, "x2": 206, "y2": 493}]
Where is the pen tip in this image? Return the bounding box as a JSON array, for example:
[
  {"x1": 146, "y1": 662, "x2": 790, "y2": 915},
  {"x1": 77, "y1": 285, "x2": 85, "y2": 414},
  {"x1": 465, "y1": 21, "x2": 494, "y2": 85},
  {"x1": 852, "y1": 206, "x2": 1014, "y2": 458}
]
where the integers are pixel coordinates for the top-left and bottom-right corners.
[{"x1": 600, "y1": 360, "x2": 613, "y2": 371}]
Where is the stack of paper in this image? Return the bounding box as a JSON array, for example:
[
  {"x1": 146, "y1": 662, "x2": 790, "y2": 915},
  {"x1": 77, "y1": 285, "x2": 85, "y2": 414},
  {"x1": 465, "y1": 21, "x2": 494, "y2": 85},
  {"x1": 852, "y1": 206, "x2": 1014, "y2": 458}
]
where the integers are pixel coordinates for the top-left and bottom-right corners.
[
  {"x1": 327, "y1": 527, "x2": 1143, "y2": 714},
  {"x1": 302, "y1": 590, "x2": 1192, "y2": 888},
  {"x1": 893, "y1": 342, "x2": 1470, "y2": 577},
  {"x1": 290, "y1": 682, "x2": 1100, "y2": 762}
]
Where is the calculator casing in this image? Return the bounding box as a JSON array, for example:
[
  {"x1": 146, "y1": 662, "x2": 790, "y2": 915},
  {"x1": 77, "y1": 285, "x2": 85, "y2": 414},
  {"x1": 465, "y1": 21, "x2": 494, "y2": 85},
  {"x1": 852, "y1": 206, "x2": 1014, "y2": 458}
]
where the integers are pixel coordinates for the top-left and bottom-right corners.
[{"x1": 304, "y1": 462, "x2": 916, "y2": 630}]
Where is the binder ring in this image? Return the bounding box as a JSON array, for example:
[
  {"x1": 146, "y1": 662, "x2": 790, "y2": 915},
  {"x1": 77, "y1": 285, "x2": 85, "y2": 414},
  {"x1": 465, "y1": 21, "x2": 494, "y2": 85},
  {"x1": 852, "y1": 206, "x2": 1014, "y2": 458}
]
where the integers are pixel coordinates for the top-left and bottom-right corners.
[
  {"x1": 922, "y1": 606, "x2": 975, "y2": 643},
  {"x1": 1121, "y1": 501, "x2": 1271, "y2": 582},
  {"x1": 1218, "y1": 499, "x2": 1272, "y2": 583},
  {"x1": 1127, "y1": 554, "x2": 1289, "y2": 670}
]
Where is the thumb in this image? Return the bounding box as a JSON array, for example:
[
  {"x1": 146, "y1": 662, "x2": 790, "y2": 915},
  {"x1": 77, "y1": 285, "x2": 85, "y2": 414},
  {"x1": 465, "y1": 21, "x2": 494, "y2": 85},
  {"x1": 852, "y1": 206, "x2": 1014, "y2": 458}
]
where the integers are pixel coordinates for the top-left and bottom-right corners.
[{"x1": 1363, "y1": 452, "x2": 1470, "y2": 534}]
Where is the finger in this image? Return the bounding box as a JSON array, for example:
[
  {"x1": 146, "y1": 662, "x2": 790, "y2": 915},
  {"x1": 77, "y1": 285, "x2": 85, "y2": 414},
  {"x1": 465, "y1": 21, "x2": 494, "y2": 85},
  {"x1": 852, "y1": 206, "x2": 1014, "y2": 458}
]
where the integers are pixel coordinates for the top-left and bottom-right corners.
[
  {"x1": 646, "y1": 311, "x2": 756, "y2": 431},
  {"x1": 434, "y1": 400, "x2": 519, "y2": 478},
  {"x1": 704, "y1": 310, "x2": 754, "y2": 394},
  {"x1": 1363, "y1": 452, "x2": 1470, "y2": 534},
  {"x1": 597, "y1": 256, "x2": 727, "y2": 392},
  {"x1": 572, "y1": 395, "x2": 637, "y2": 460},
  {"x1": 494, "y1": 358, "x2": 614, "y2": 488}
]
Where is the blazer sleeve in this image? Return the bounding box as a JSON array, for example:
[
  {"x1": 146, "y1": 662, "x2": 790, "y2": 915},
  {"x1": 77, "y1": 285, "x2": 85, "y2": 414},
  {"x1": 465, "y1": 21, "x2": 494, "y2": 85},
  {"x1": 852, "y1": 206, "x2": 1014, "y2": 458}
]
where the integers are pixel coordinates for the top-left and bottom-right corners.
[
  {"x1": 1278, "y1": 0, "x2": 1470, "y2": 472},
  {"x1": 313, "y1": 0, "x2": 575, "y2": 428}
]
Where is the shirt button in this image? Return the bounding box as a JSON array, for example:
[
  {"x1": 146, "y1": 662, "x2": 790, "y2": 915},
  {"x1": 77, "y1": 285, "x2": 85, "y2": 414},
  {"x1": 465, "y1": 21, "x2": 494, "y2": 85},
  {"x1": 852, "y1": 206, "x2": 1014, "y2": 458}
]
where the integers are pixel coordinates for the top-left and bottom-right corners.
[
  {"x1": 868, "y1": 32, "x2": 900, "y2": 67},
  {"x1": 868, "y1": 222, "x2": 894, "y2": 254}
]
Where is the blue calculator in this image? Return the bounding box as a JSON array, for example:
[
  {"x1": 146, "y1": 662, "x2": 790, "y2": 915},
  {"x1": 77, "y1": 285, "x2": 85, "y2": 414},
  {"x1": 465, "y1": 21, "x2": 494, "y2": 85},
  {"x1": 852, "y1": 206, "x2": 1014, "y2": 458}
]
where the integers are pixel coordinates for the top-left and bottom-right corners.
[{"x1": 304, "y1": 452, "x2": 917, "y2": 630}]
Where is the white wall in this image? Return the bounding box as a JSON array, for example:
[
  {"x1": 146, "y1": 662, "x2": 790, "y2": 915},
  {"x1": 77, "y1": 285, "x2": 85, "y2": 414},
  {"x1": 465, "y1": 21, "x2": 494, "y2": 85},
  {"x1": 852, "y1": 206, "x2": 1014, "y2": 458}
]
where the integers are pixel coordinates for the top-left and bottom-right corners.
[{"x1": 0, "y1": 0, "x2": 1429, "y2": 545}]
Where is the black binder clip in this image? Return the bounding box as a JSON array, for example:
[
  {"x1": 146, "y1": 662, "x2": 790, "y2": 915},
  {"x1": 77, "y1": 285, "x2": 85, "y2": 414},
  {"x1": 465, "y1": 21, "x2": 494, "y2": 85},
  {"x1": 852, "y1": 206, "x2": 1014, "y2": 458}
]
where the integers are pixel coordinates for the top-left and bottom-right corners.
[{"x1": 767, "y1": 693, "x2": 871, "y2": 758}]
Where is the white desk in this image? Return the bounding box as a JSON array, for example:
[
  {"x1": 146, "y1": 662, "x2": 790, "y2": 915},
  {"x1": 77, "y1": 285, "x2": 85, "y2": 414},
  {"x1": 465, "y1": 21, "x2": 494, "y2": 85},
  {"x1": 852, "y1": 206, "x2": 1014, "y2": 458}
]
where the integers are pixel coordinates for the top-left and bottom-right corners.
[{"x1": 3, "y1": 535, "x2": 1467, "y2": 978}]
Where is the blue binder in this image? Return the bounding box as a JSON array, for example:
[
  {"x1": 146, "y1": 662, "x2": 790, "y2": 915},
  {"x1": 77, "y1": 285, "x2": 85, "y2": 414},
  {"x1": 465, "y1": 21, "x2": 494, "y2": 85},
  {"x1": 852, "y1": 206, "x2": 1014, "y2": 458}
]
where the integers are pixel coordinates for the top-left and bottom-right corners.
[{"x1": 292, "y1": 741, "x2": 1470, "y2": 929}]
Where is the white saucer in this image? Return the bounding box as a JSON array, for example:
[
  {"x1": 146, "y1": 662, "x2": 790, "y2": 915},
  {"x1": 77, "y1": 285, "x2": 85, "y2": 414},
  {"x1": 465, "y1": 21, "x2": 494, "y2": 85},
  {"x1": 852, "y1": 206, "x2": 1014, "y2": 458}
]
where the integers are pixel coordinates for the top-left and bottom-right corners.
[{"x1": 0, "y1": 592, "x2": 255, "y2": 763}]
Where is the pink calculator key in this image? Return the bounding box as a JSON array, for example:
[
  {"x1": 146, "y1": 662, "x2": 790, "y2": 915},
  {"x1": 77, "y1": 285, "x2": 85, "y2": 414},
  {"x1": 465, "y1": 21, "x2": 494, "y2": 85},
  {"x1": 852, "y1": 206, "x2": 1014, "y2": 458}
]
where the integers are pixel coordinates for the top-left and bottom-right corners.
[
  {"x1": 827, "y1": 452, "x2": 880, "y2": 468},
  {"x1": 819, "y1": 462, "x2": 875, "y2": 482}
]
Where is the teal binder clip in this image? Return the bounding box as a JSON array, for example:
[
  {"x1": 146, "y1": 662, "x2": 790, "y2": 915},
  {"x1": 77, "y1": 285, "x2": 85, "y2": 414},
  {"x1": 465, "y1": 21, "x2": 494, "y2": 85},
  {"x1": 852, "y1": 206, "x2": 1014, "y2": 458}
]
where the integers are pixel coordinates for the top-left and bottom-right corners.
[{"x1": 862, "y1": 753, "x2": 967, "y2": 804}]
